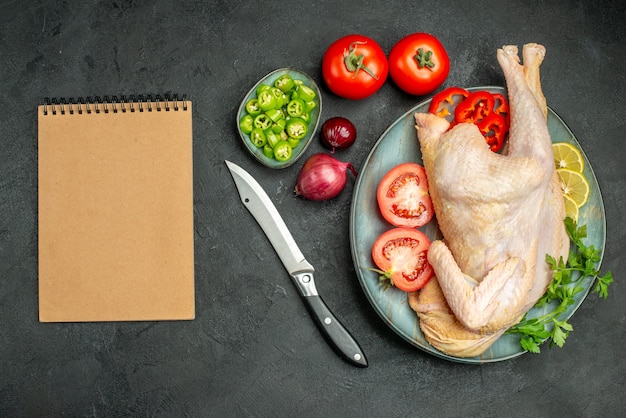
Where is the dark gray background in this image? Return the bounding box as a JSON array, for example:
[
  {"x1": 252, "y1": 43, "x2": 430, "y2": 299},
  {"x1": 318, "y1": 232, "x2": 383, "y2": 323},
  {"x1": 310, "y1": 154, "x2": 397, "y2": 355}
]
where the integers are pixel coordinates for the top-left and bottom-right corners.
[{"x1": 1, "y1": 1, "x2": 625, "y2": 416}]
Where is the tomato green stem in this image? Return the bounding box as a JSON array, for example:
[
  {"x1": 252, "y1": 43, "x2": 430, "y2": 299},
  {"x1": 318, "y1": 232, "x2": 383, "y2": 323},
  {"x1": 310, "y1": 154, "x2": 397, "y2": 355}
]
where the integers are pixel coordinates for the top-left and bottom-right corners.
[
  {"x1": 367, "y1": 267, "x2": 394, "y2": 290},
  {"x1": 413, "y1": 48, "x2": 435, "y2": 71},
  {"x1": 344, "y1": 41, "x2": 379, "y2": 80}
]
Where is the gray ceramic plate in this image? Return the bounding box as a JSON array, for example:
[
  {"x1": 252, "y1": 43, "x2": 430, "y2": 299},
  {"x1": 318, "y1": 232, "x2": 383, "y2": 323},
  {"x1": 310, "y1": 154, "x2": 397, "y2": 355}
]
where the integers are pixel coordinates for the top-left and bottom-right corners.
[
  {"x1": 236, "y1": 67, "x2": 322, "y2": 169},
  {"x1": 349, "y1": 86, "x2": 606, "y2": 363}
]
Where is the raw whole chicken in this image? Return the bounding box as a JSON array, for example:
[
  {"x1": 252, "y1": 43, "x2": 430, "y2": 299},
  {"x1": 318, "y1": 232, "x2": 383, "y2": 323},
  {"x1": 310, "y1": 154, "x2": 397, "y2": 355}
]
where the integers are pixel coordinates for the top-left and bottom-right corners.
[{"x1": 410, "y1": 43, "x2": 570, "y2": 357}]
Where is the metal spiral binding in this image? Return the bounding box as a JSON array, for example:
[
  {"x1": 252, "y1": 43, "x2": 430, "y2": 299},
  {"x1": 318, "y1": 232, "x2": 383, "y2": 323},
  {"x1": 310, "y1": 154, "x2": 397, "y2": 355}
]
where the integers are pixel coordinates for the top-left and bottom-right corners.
[{"x1": 42, "y1": 94, "x2": 188, "y2": 115}]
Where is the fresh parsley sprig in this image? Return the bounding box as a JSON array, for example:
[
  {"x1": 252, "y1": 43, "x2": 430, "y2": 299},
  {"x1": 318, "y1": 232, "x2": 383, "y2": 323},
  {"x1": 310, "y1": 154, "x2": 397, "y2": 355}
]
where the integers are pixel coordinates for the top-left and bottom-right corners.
[{"x1": 506, "y1": 217, "x2": 613, "y2": 353}]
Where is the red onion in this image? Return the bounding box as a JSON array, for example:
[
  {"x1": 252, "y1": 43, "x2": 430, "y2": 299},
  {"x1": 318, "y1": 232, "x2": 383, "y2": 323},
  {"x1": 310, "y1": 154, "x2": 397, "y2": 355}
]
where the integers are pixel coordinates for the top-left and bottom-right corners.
[
  {"x1": 320, "y1": 117, "x2": 357, "y2": 153},
  {"x1": 295, "y1": 153, "x2": 357, "y2": 201}
]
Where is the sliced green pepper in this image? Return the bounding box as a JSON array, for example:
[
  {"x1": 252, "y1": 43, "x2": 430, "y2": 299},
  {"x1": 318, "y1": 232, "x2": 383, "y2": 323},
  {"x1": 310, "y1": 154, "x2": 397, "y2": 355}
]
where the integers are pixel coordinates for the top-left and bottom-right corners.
[
  {"x1": 274, "y1": 74, "x2": 296, "y2": 93},
  {"x1": 287, "y1": 136, "x2": 300, "y2": 149},
  {"x1": 273, "y1": 140, "x2": 293, "y2": 162},
  {"x1": 239, "y1": 114, "x2": 254, "y2": 134},
  {"x1": 263, "y1": 144, "x2": 274, "y2": 159},
  {"x1": 255, "y1": 83, "x2": 271, "y2": 97},
  {"x1": 270, "y1": 87, "x2": 285, "y2": 108},
  {"x1": 253, "y1": 113, "x2": 272, "y2": 130},
  {"x1": 285, "y1": 118, "x2": 308, "y2": 140},
  {"x1": 265, "y1": 130, "x2": 280, "y2": 148},
  {"x1": 303, "y1": 100, "x2": 317, "y2": 113},
  {"x1": 298, "y1": 112, "x2": 311, "y2": 124},
  {"x1": 286, "y1": 99, "x2": 305, "y2": 117},
  {"x1": 295, "y1": 85, "x2": 316, "y2": 102},
  {"x1": 265, "y1": 108, "x2": 284, "y2": 123},
  {"x1": 245, "y1": 99, "x2": 261, "y2": 116},
  {"x1": 271, "y1": 118, "x2": 286, "y2": 134},
  {"x1": 250, "y1": 128, "x2": 267, "y2": 148},
  {"x1": 257, "y1": 90, "x2": 276, "y2": 111}
]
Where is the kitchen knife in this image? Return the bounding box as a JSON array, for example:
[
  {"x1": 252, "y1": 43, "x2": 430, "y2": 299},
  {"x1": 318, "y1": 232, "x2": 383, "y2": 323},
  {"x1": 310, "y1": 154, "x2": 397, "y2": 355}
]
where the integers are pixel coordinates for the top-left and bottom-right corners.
[{"x1": 225, "y1": 160, "x2": 367, "y2": 367}]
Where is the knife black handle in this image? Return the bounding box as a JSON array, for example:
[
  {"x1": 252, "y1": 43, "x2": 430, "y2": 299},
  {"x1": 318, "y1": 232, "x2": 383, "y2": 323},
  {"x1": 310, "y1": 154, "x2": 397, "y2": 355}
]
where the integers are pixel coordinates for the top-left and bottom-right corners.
[{"x1": 302, "y1": 295, "x2": 368, "y2": 368}]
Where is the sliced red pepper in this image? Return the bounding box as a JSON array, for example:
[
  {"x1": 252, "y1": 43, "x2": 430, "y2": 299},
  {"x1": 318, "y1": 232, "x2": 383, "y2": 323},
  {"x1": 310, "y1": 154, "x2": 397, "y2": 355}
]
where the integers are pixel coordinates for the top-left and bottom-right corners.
[
  {"x1": 491, "y1": 93, "x2": 509, "y2": 117},
  {"x1": 476, "y1": 112, "x2": 507, "y2": 152},
  {"x1": 428, "y1": 87, "x2": 469, "y2": 118},
  {"x1": 454, "y1": 91, "x2": 495, "y2": 124},
  {"x1": 428, "y1": 87, "x2": 511, "y2": 153}
]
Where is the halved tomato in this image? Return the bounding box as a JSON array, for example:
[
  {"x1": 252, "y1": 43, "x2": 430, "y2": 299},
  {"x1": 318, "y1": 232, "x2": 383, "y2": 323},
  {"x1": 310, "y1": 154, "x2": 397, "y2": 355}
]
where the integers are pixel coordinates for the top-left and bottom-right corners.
[
  {"x1": 371, "y1": 227, "x2": 434, "y2": 292},
  {"x1": 376, "y1": 162, "x2": 433, "y2": 228}
]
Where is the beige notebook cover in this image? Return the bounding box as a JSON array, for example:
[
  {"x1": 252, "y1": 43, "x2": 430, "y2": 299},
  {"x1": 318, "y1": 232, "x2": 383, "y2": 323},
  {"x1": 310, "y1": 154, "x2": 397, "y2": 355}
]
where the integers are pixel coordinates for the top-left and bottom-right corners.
[{"x1": 38, "y1": 96, "x2": 195, "y2": 322}]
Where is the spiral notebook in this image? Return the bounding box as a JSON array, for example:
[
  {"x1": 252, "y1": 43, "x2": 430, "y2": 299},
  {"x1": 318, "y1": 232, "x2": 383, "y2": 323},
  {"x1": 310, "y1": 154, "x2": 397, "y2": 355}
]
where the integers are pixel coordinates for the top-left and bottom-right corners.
[{"x1": 38, "y1": 95, "x2": 195, "y2": 322}]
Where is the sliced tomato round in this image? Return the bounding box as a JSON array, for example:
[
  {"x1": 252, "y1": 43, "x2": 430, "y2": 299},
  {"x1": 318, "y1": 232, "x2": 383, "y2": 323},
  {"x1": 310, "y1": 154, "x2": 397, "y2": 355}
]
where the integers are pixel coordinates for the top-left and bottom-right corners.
[
  {"x1": 371, "y1": 227, "x2": 434, "y2": 292},
  {"x1": 376, "y1": 162, "x2": 433, "y2": 228}
]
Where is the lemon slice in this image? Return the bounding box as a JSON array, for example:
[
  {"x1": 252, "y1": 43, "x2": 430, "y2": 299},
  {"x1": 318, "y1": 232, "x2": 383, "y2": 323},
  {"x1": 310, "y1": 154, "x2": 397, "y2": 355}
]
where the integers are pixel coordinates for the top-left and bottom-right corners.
[
  {"x1": 556, "y1": 168, "x2": 590, "y2": 208},
  {"x1": 552, "y1": 142, "x2": 584, "y2": 173},
  {"x1": 562, "y1": 193, "x2": 580, "y2": 223}
]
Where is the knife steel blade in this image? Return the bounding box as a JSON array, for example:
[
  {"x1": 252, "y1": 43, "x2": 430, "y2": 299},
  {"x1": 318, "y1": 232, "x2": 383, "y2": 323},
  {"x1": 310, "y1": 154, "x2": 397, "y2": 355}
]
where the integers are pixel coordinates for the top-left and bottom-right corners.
[{"x1": 225, "y1": 160, "x2": 367, "y2": 367}]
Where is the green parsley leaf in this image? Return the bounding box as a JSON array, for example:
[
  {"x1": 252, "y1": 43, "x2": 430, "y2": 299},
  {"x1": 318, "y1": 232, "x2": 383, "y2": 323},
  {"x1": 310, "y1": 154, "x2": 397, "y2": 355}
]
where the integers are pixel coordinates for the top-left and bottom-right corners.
[
  {"x1": 520, "y1": 336, "x2": 541, "y2": 353},
  {"x1": 506, "y1": 217, "x2": 613, "y2": 353},
  {"x1": 550, "y1": 318, "x2": 573, "y2": 348},
  {"x1": 594, "y1": 271, "x2": 613, "y2": 299}
]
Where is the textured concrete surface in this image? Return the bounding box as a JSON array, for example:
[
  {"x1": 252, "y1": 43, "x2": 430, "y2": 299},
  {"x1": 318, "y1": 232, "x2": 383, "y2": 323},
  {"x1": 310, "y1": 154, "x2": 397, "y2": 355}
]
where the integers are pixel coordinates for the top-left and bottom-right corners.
[{"x1": 1, "y1": 0, "x2": 625, "y2": 416}]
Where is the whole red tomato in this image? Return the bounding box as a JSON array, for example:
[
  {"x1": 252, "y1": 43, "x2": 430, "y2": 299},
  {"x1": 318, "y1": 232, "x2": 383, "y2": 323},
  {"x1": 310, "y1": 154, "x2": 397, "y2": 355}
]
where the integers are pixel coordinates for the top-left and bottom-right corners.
[
  {"x1": 388, "y1": 33, "x2": 450, "y2": 96},
  {"x1": 322, "y1": 34, "x2": 388, "y2": 100}
]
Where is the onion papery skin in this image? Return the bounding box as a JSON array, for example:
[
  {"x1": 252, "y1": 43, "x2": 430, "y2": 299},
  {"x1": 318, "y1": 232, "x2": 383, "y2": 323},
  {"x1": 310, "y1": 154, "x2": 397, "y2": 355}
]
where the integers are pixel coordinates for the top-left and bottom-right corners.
[{"x1": 294, "y1": 153, "x2": 357, "y2": 201}]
